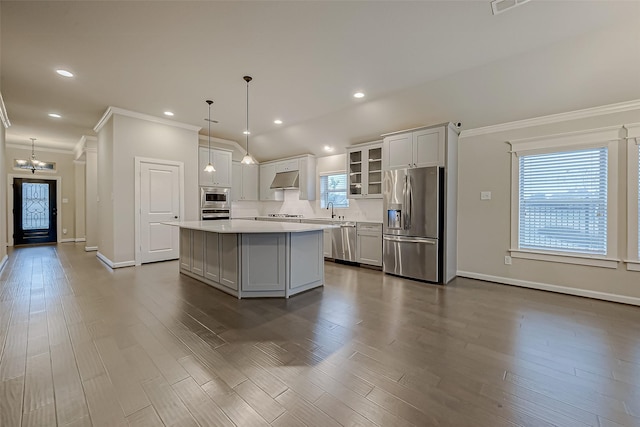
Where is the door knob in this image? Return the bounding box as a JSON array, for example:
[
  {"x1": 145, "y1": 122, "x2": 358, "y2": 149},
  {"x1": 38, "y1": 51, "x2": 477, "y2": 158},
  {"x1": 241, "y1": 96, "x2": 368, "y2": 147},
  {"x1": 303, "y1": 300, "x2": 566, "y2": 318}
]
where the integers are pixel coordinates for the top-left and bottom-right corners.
[{"x1": 174, "y1": 216, "x2": 178, "y2": 219}]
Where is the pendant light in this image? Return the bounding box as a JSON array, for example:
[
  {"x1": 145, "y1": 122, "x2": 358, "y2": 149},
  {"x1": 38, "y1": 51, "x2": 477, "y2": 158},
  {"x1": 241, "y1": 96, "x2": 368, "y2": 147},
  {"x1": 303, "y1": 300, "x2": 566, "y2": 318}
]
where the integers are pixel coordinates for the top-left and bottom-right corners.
[
  {"x1": 241, "y1": 76, "x2": 256, "y2": 165},
  {"x1": 27, "y1": 138, "x2": 44, "y2": 174},
  {"x1": 203, "y1": 99, "x2": 216, "y2": 173}
]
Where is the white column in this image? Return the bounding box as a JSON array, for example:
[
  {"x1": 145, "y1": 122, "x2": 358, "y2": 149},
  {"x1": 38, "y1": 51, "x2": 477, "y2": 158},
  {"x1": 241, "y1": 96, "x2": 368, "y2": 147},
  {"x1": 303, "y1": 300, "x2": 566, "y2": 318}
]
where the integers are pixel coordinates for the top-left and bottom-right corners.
[
  {"x1": 74, "y1": 160, "x2": 86, "y2": 242},
  {"x1": 85, "y1": 142, "x2": 98, "y2": 251}
]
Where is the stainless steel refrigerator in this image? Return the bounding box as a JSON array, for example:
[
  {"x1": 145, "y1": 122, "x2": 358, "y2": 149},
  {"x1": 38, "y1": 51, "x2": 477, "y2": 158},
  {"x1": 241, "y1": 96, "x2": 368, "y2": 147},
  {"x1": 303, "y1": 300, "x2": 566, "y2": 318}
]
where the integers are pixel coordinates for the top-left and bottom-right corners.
[{"x1": 383, "y1": 166, "x2": 444, "y2": 283}]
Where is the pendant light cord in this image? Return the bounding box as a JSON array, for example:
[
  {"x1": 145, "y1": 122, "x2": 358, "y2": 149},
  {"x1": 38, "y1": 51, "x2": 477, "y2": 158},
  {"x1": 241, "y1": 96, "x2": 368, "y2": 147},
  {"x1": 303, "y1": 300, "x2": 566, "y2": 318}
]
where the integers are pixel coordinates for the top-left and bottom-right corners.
[{"x1": 246, "y1": 78, "x2": 249, "y2": 155}]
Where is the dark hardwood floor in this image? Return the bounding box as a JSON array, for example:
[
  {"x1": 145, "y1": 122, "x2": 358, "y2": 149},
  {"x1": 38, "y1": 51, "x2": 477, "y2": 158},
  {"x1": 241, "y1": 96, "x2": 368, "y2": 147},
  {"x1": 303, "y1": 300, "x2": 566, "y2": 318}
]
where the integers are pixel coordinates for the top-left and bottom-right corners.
[{"x1": 1, "y1": 243, "x2": 639, "y2": 426}]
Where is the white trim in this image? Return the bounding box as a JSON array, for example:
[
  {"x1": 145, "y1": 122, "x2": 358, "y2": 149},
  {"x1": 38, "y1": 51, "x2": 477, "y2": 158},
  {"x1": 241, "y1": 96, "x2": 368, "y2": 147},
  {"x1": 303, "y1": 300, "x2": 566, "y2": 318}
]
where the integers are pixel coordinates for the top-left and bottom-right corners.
[
  {"x1": 457, "y1": 271, "x2": 640, "y2": 307},
  {"x1": 624, "y1": 260, "x2": 640, "y2": 271},
  {"x1": 627, "y1": 136, "x2": 639, "y2": 263},
  {"x1": 134, "y1": 157, "x2": 185, "y2": 266},
  {"x1": 75, "y1": 238, "x2": 86, "y2": 242},
  {"x1": 624, "y1": 123, "x2": 640, "y2": 139},
  {"x1": 346, "y1": 140, "x2": 383, "y2": 150},
  {"x1": 0, "y1": 92, "x2": 11, "y2": 128},
  {"x1": 7, "y1": 174, "x2": 63, "y2": 247},
  {"x1": 59, "y1": 238, "x2": 75, "y2": 243},
  {"x1": 460, "y1": 99, "x2": 640, "y2": 138},
  {"x1": 94, "y1": 106, "x2": 201, "y2": 133},
  {"x1": 198, "y1": 135, "x2": 246, "y2": 157},
  {"x1": 319, "y1": 169, "x2": 347, "y2": 176},
  {"x1": 381, "y1": 122, "x2": 456, "y2": 138},
  {"x1": 74, "y1": 135, "x2": 97, "y2": 160},
  {"x1": 0, "y1": 255, "x2": 8, "y2": 273},
  {"x1": 508, "y1": 126, "x2": 622, "y2": 154},
  {"x1": 84, "y1": 246, "x2": 98, "y2": 252},
  {"x1": 509, "y1": 249, "x2": 619, "y2": 269},
  {"x1": 96, "y1": 251, "x2": 135, "y2": 269}
]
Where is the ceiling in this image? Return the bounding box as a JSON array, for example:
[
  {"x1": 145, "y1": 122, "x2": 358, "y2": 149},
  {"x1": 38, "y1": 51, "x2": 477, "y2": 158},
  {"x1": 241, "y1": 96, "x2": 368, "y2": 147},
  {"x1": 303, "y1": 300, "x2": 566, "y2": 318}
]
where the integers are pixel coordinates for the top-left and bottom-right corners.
[{"x1": 2, "y1": 1, "x2": 640, "y2": 161}]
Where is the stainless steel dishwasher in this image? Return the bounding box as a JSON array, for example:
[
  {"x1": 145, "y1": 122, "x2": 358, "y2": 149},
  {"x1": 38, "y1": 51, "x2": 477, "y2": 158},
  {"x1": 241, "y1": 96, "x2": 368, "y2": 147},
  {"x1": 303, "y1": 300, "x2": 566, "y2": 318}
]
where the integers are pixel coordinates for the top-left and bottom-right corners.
[{"x1": 332, "y1": 222, "x2": 357, "y2": 262}]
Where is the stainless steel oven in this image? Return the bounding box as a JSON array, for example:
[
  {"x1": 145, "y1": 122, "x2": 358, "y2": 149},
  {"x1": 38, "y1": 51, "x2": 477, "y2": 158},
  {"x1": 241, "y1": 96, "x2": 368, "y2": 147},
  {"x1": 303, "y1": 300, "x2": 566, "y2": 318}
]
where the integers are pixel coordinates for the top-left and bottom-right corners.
[
  {"x1": 201, "y1": 208, "x2": 230, "y2": 221},
  {"x1": 200, "y1": 187, "x2": 230, "y2": 209}
]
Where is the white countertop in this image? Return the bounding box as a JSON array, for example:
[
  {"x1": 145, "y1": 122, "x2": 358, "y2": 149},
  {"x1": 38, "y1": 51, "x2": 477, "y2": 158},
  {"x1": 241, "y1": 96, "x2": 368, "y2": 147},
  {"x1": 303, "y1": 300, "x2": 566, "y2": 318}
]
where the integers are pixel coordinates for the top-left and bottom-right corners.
[{"x1": 163, "y1": 220, "x2": 337, "y2": 233}]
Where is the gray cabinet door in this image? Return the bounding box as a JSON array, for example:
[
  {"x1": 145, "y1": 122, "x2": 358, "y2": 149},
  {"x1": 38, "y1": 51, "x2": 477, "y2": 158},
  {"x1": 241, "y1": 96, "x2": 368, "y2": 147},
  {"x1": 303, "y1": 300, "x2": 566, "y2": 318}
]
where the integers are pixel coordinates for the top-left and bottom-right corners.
[
  {"x1": 191, "y1": 230, "x2": 205, "y2": 277},
  {"x1": 220, "y1": 234, "x2": 239, "y2": 290},
  {"x1": 179, "y1": 228, "x2": 191, "y2": 271},
  {"x1": 241, "y1": 233, "x2": 286, "y2": 292},
  {"x1": 204, "y1": 232, "x2": 220, "y2": 282}
]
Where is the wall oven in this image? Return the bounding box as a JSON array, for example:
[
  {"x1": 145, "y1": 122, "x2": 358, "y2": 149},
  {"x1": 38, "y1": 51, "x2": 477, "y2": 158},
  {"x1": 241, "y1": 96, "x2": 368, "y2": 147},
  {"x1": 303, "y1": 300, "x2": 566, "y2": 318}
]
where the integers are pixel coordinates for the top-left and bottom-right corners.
[
  {"x1": 200, "y1": 187, "x2": 230, "y2": 209},
  {"x1": 201, "y1": 208, "x2": 230, "y2": 221}
]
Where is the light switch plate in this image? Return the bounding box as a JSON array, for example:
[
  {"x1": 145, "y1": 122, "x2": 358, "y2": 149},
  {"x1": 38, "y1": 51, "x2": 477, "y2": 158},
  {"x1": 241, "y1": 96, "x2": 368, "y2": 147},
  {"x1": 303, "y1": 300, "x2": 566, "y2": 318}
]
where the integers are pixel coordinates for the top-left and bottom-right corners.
[
  {"x1": 62, "y1": 198, "x2": 69, "y2": 203},
  {"x1": 481, "y1": 191, "x2": 492, "y2": 200}
]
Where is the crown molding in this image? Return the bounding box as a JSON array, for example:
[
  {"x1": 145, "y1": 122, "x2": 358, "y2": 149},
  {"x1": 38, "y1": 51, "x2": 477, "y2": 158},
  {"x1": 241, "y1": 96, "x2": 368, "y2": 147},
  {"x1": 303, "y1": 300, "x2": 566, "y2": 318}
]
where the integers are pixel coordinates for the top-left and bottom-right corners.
[
  {"x1": 198, "y1": 134, "x2": 242, "y2": 153},
  {"x1": 94, "y1": 106, "x2": 201, "y2": 133},
  {"x1": 460, "y1": 99, "x2": 640, "y2": 139},
  {"x1": 624, "y1": 123, "x2": 640, "y2": 139},
  {"x1": 74, "y1": 135, "x2": 98, "y2": 160},
  {"x1": 7, "y1": 143, "x2": 74, "y2": 155},
  {"x1": 0, "y1": 92, "x2": 11, "y2": 129}
]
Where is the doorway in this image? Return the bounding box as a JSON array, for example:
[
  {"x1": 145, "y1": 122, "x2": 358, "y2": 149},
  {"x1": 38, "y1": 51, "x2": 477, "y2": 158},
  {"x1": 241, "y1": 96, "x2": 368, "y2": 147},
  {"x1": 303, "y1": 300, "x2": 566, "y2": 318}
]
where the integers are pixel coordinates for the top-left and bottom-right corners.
[{"x1": 13, "y1": 178, "x2": 58, "y2": 245}]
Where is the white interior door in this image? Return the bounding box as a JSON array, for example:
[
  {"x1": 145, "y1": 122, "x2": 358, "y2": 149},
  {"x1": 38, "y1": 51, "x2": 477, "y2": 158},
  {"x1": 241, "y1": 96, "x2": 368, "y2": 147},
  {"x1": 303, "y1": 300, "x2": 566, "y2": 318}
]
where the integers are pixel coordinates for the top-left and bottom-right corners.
[{"x1": 140, "y1": 161, "x2": 181, "y2": 263}]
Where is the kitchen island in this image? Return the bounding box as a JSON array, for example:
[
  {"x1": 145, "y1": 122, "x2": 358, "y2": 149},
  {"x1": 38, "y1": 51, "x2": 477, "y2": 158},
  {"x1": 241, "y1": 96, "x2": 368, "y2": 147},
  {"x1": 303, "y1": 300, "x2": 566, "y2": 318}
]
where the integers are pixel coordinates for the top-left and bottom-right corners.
[{"x1": 165, "y1": 220, "x2": 335, "y2": 298}]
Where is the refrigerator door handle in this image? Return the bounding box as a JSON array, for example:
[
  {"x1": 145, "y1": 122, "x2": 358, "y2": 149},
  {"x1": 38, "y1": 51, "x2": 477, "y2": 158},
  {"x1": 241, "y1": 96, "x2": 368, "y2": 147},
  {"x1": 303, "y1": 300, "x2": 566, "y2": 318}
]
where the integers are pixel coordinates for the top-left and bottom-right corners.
[
  {"x1": 383, "y1": 236, "x2": 436, "y2": 244},
  {"x1": 405, "y1": 175, "x2": 412, "y2": 230}
]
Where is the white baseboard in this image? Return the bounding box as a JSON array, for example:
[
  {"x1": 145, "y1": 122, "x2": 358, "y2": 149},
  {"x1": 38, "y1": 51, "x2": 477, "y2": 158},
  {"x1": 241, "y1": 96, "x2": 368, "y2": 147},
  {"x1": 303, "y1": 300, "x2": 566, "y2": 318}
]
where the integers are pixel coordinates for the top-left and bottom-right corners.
[
  {"x1": 85, "y1": 246, "x2": 98, "y2": 252},
  {"x1": 75, "y1": 237, "x2": 86, "y2": 242},
  {"x1": 96, "y1": 252, "x2": 135, "y2": 269},
  {"x1": 59, "y1": 238, "x2": 75, "y2": 243},
  {"x1": 457, "y1": 270, "x2": 640, "y2": 307},
  {"x1": 0, "y1": 254, "x2": 8, "y2": 274}
]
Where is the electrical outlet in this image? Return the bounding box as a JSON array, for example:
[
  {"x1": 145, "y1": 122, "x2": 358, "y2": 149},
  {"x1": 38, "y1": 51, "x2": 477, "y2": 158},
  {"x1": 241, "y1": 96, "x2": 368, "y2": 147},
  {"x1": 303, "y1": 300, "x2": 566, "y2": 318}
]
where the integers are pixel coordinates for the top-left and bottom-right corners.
[
  {"x1": 63, "y1": 228, "x2": 67, "y2": 235},
  {"x1": 504, "y1": 255, "x2": 512, "y2": 265},
  {"x1": 481, "y1": 191, "x2": 492, "y2": 200},
  {"x1": 62, "y1": 198, "x2": 69, "y2": 204}
]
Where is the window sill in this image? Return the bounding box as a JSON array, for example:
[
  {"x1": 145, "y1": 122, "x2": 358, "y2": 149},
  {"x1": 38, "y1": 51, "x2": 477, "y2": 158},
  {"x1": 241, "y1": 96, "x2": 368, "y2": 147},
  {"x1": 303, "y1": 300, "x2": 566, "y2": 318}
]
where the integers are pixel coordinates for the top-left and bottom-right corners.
[
  {"x1": 509, "y1": 249, "x2": 619, "y2": 269},
  {"x1": 624, "y1": 260, "x2": 640, "y2": 271}
]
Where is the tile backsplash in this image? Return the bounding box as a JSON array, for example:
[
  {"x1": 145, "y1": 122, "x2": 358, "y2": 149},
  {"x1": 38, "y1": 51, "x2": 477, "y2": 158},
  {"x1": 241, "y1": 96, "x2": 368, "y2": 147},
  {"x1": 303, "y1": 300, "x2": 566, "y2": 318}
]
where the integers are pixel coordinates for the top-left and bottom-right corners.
[{"x1": 231, "y1": 189, "x2": 382, "y2": 221}]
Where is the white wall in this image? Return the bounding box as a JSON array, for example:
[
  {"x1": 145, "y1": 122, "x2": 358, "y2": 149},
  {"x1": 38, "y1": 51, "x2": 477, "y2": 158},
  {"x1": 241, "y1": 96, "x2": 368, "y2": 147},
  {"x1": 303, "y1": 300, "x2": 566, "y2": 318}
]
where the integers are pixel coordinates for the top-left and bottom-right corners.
[
  {"x1": 0, "y1": 122, "x2": 6, "y2": 264},
  {"x1": 231, "y1": 153, "x2": 383, "y2": 221},
  {"x1": 74, "y1": 160, "x2": 85, "y2": 241},
  {"x1": 98, "y1": 117, "x2": 115, "y2": 260},
  {"x1": 458, "y1": 106, "x2": 640, "y2": 303},
  {"x1": 110, "y1": 113, "x2": 199, "y2": 264}
]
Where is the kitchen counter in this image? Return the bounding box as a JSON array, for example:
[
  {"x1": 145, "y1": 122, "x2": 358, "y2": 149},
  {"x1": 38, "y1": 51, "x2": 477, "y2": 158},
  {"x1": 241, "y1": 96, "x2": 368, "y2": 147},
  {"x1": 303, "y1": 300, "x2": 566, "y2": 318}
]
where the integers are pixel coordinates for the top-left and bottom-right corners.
[
  {"x1": 166, "y1": 220, "x2": 333, "y2": 298},
  {"x1": 164, "y1": 220, "x2": 335, "y2": 233}
]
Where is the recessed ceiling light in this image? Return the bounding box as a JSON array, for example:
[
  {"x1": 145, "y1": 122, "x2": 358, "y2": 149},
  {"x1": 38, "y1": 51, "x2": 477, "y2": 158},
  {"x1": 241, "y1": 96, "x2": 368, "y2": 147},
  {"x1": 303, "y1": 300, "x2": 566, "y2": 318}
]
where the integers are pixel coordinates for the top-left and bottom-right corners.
[
  {"x1": 353, "y1": 92, "x2": 365, "y2": 99},
  {"x1": 274, "y1": 119, "x2": 283, "y2": 125},
  {"x1": 243, "y1": 130, "x2": 251, "y2": 135},
  {"x1": 164, "y1": 111, "x2": 174, "y2": 116},
  {"x1": 56, "y1": 69, "x2": 74, "y2": 78},
  {"x1": 324, "y1": 145, "x2": 334, "y2": 152},
  {"x1": 48, "y1": 113, "x2": 61, "y2": 118}
]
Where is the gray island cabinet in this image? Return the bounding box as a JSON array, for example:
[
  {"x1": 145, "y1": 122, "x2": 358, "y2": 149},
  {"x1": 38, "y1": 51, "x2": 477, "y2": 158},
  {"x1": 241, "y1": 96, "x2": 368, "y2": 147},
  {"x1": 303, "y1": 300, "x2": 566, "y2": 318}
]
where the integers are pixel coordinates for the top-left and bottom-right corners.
[{"x1": 167, "y1": 220, "x2": 334, "y2": 298}]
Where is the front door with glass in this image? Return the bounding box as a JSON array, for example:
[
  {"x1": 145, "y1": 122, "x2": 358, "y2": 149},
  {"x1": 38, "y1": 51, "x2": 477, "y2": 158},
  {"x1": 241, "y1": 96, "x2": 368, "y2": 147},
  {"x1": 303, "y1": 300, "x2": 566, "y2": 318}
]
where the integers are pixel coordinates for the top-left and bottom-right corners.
[{"x1": 13, "y1": 178, "x2": 57, "y2": 245}]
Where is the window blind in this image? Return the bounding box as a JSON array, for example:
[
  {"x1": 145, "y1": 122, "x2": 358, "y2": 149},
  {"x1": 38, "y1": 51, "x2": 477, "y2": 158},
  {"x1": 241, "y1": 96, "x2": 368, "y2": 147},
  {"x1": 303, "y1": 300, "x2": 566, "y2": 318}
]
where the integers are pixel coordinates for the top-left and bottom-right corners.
[
  {"x1": 320, "y1": 173, "x2": 349, "y2": 209},
  {"x1": 518, "y1": 147, "x2": 608, "y2": 255}
]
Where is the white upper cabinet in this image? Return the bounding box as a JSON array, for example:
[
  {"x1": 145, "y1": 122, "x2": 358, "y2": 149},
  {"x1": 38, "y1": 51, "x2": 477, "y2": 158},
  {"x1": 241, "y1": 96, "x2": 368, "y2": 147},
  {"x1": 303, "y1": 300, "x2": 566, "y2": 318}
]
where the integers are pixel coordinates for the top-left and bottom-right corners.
[
  {"x1": 382, "y1": 126, "x2": 445, "y2": 170},
  {"x1": 346, "y1": 141, "x2": 383, "y2": 199},
  {"x1": 199, "y1": 147, "x2": 232, "y2": 187},
  {"x1": 232, "y1": 162, "x2": 259, "y2": 201},
  {"x1": 259, "y1": 163, "x2": 282, "y2": 201},
  {"x1": 275, "y1": 159, "x2": 299, "y2": 173}
]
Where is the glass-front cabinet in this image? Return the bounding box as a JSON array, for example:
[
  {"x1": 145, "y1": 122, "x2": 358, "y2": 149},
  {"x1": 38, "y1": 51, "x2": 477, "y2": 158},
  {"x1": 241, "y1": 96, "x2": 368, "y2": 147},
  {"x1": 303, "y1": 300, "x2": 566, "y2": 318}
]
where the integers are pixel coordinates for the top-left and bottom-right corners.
[{"x1": 346, "y1": 141, "x2": 383, "y2": 199}]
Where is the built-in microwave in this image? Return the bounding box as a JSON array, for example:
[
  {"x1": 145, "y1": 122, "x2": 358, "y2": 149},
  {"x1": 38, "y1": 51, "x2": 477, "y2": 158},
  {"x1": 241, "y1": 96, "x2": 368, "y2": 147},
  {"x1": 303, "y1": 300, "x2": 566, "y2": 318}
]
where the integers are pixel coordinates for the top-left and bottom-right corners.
[{"x1": 200, "y1": 187, "x2": 230, "y2": 209}]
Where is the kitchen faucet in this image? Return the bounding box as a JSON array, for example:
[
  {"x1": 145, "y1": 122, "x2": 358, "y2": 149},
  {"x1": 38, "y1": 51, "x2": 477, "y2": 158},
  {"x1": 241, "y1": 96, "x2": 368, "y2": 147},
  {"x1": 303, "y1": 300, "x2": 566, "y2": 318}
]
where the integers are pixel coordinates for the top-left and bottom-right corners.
[{"x1": 327, "y1": 202, "x2": 336, "y2": 218}]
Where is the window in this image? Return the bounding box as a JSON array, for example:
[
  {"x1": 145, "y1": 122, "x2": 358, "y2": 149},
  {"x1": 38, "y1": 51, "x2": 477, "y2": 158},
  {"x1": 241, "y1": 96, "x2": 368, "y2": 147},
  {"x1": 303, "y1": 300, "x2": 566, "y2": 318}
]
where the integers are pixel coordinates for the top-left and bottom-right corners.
[
  {"x1": 518, "y1": 147, "x2": 608, "y2": 255},
  {"x1": 320, "y1": 173, "x2": 349, "y2": 209},
  {"x1": 509, "y1": 126, "x2": 620, "y2": 268}
]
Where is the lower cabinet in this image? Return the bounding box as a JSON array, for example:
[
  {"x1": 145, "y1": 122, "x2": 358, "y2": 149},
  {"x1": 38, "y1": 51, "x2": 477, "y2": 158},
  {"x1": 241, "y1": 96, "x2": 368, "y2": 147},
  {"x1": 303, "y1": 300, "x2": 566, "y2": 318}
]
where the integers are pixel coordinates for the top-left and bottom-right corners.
[
  {"x1": 179, "y1": 228, "x2": 191, "y2": 271},
  {"x1": 323, "y1": 229, "x2": 332, "y2": 258},
  {"x1": 241, "y1": 233, "x2": 286, "y2": 292},
  {"x1": 191, "y1": 230, "x2": 205, "y2": 277},
  {"x1": 356, "y1": 223, "x2": 382, "y2": 267},
  {"x1": 220, "y1": 234, "x2": 239, "y2": 291},
  {"x1": 204, "y1": 232, "x2": 220, "y2": 283}
]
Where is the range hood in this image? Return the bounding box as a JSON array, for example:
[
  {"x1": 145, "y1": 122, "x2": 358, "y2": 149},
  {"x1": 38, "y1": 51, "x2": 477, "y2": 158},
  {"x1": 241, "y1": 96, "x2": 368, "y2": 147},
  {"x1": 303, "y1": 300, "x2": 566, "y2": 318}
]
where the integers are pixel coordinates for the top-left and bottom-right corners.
[{"x1": 270, "y1": 170, "x2": 299, "y2": 189}]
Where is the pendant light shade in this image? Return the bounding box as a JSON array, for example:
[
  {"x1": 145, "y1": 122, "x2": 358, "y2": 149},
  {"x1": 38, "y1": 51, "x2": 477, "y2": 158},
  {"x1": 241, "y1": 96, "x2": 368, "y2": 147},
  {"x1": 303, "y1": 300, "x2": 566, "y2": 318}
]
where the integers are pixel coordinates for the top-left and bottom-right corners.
[
  {"x1": 241, "y1": 75, "x2": 256, "y2": 165},
  {"x1": 23, "y1": 138, "x2": 45, "y2": 174},
  {"x1": 204, "y1": 99, "x2": 216, "y2": 173}
]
